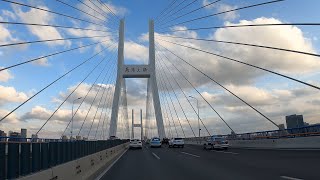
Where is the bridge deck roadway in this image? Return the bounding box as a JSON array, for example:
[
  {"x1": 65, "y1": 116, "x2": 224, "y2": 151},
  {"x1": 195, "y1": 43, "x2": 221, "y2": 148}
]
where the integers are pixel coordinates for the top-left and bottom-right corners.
[{"x1": 100, "y1": 144, "x2": 319, "y2": 180}]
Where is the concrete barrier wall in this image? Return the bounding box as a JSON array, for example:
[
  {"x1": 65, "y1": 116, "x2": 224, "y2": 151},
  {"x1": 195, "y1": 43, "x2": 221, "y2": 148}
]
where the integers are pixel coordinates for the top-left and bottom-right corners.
[
  {"x1": 18, "y1": 143, "x2": 128, "y2": 180},
  {"x1": 229, "y1": 136, "x2": 320, "y2": 149},
  {"x1": 185, "y1": 136, "x2": 320, "y2": 149}
]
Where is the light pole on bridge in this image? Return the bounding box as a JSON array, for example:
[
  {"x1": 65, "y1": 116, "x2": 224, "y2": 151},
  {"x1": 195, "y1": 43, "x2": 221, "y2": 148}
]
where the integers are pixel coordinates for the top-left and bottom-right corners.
[
  {"x1": 71, "y1": 97, "x2": 82, "y2": 140},
  {"x1": 189, "y1": 96, "x2": 201, "y2": 143}
]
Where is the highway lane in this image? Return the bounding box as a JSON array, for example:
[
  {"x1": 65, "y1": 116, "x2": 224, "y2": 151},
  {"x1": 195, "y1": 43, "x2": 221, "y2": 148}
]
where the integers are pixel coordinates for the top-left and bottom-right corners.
[{"x1": 100, "y1": 145, "x2": 320, "y2": 180}]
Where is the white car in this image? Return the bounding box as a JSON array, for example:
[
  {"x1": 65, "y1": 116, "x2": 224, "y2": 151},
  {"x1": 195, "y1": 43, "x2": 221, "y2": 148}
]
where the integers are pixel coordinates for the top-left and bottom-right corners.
[
  {"x1": 129, "y1": 139, "x2": 142, "y2": 149},
  {"x1": 169, "y1": 138, "x2": 184, "y2": 148},
  {"x1": 150, "y1": 137, "x2": 162, "y2": 148},
  {"x1": 203, "y1": 136, "x2": 229, "y2": 150}
]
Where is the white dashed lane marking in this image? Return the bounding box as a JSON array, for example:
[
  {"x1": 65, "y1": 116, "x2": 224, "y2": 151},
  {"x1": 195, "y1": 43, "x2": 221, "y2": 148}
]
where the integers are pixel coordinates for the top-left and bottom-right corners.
[
  {"x1": 152, "y1": 152, "x2": 160, "y2": 160},
  {"x1": 181, "y1": 151, "x2": 200, "y2": 158}
]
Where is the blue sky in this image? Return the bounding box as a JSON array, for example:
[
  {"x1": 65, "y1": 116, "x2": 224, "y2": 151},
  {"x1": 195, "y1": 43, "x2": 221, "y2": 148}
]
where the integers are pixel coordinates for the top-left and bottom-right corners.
[{"x1": 1, "y1": 0, "x2": 320, "y2": 139}]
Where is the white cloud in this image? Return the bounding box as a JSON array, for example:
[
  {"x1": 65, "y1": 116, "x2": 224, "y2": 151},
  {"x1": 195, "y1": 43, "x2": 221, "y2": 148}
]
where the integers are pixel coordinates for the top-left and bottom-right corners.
[
  {"x1": 213, "y1": 17, "x2": 320, "y2": 74},
  {"x1": 124, "y1": 41, "x2": 148, "y2": 63},
  {"x1": 0, "y1": 67, "x2": 14, "y2": 82},
  {"x1": 0, "y1": 109, "x2": 19, "y2": 124},
  {"x1": 0, "y1": 85, "x2": 28, "y2": 106},
  {"x1": 101, "y1": 1, "x2": 128, "y2": 17},
  {"x1": 217, "y1": 4, "x2": 239, "y2": 21},
  {"x1": 153, "y1": 16, "x2": 320, "y2": 134},
  {"x1": 76, "y1": 0, "x2": 127, "y2": 25},
  {"x1": 31, "y1": 57, "x2": 50, "y2": 66},
  {"x1": 158, "y1": 17, "x2": 320, "y2": 88},
  {"x1": 202, "y1": 1, "x2": 239, "y2": 21},
  {"x1": 57, "y1": 83, "x2": 115, "y2": 107},
  {"x1": 20, "y1": 105, "x2": 100, "y2": 125},
  {"x1": 13, "y1": 5, "x2": 71, "y2": 47},
  {"x1": 0, "y1": 20, "x2": 17, "y2": 45},
  {"x1": 2, "y1": 9, "x2": 16, "y2": 20}
]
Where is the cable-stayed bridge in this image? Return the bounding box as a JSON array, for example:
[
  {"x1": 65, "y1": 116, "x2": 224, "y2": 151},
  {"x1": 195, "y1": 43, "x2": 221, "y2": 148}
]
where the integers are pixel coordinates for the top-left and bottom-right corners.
[{"x1": 0, "y1": 0, "x2": 319, "y2": 179}]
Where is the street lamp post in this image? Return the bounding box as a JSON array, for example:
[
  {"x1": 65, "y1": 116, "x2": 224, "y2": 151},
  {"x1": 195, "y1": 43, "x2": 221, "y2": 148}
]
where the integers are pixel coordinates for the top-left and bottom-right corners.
[
  {"x1": 189, "y1": 96, "x2": 201, "y2": 143},
  {"x1": 71, "y1": 97, "x2": 82, "y2": 140}
]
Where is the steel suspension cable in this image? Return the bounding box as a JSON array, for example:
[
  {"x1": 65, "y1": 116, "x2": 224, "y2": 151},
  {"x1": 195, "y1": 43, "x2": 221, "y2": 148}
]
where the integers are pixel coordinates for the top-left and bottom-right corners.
[
  {"x1": 157, "y1": 71, "x2": 179, "y2": 137},
  {"x1": 158, "y1": 23, "x2": 320, "y2": 33},
  {"x1": 88, "y1": 0, "x2": 118, "y2": 25},
  {"x1": 0, "y1": 35, "x2": 109, "y2": 48},
  {"x1": 56, "y1": 0, "x2": 109, "y2": 24},
  {"x1": 157, "y1": 0, "x2": 199, "y2": 26},
  {"x1": 155, "y1": 44, "x2": 214, "y2": 135},
  {"x1": 160, "y1": 0, "x2": 285, "y2": 29},
  {"x1": 77, "y1": 58, "x2": 117, "y2": 136},
  {"x1": 158, "y1": 0, "x2": 221, "y2": 27},
  {"x1": 35, "y1": 47, "x2": 110, "y2": 135},
  {"x1": 97, "y1": 0, "x2": 121, "y2": 20},
  {"x1": 157, "y1": 63, "x2": 186, "y2": 138},
  {"x1": 0, "y1": 21, "x2": 114, "y2": 33},
  {"x1": 156, "y1": 42, "x2": 280, "y2": 129},
  {"x1": 156, "y1": 53, "x2": 196, "y2": 137},
  {"x1": 0, "y1": 45, "x2": 109, "y2": 123},
  {"x1": 1, "y1": 0, "x2": 106, "y2": 27},
  {"x1": 158, "y1": 83, "x2": 175, "y2": 138},
  {"x1": 99, "y1": 77, "x2": 116, "y2": 140},
  {"x1": 87, "y1": 87, "x2": 107, "y2": 139},
  {"x1": 156, "y1": 0, "x2": 189, "y2": 23},
  {"x1": 76, "y1": 0, "x2": 110, "y2": 20},
  {"x1": 159, "y1": 34, "x2": 320, "y2": 58},
  {"x1": 155, "y1": 0, "x2": 179, "y2": 21},
  {"x1": 157, "y1": 38, "x2": 320, "y2": 91},
  {"x1": 0, "y1": 39, "x2": 111, "y2": 72},
  {"x1": 87, "y1": 67, "x2": 114, "y2": 139},
  {"x1": 97, "y1": 76, "x2": 116, "y2": 139},
  {"x1": 73, "y1": 0, "x2": 120, "y2": 32},
  {"x1": 61, "y1": 45, "x2": 117, "y2": 136}
]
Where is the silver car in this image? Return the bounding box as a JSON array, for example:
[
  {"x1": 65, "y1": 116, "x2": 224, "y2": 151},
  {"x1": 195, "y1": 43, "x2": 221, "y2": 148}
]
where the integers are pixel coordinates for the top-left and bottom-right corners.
[
  {"x1": 129, "y1": 139, "x2": 142, "y2": 149},
  {"x1": 203, "y1": 136, "x2": 229, "y2": 150},
  {"x1": 169, "y1": 138, "x2": 184, "y2": 148}
]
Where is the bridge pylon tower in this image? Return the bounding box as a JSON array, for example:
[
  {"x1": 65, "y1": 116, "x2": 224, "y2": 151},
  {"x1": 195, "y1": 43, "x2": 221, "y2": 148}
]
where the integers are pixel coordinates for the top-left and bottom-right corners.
[{"x1": 109, "y1": 19, "x2": 166, "y2": 139}]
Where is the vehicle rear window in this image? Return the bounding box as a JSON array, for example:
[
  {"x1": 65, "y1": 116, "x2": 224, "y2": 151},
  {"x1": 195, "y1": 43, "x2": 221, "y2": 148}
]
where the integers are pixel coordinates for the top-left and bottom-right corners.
[
  {"x1": 152, "y1": 138, "x2": 160, "y2": 141},
  {"x1": 214, "y1": 138, "x2": 223, "y2": 141},
  {"x1": 174, "y1": 138, "x2": 182, "y2": 140}
]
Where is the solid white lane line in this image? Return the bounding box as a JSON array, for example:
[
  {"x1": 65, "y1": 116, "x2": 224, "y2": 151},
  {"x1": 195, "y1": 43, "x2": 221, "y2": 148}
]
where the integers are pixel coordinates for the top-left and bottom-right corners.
[
  {"x1": 211, "y1": 150, "x2": 239, "y2": 155},
  {"x1": 152, "y1": 152, "x2": 161, "y2": 160},
  {"x1": 181, "y1": 151, "x2": 200, "y2": 158},
  {"x1": 95, "y1": 148, "x2": 128, "y2": 180},
  {"x1": 280, "y1": 176, "x2": 304, "y2": 180}
]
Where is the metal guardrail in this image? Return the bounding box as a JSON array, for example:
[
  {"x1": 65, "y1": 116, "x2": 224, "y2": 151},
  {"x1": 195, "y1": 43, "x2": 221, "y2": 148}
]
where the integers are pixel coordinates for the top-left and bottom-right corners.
[
  {"x1": 0, "y1": 139, "x2": 129, "y2": 179},
  {"x1": 185, "y1": 124, "x2": 320, "y2": 141}
]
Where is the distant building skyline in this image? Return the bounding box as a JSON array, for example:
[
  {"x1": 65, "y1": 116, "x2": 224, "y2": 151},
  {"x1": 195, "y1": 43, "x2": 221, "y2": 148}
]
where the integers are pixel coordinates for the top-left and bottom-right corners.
[{"x1": 286, "y1": 114, "x2": 305, "y2": 129}]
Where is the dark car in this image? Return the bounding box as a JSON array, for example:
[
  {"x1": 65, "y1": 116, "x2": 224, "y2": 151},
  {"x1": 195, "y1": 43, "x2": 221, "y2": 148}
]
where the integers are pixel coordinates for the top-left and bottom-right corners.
[{"x1": 161, "y1": 138, "x2": 169, "y2": 145}]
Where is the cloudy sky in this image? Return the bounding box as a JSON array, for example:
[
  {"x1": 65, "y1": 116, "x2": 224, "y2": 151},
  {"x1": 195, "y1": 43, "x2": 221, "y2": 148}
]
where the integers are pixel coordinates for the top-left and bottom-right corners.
[{"x1": 0, "y1": 0, "x2": 319, "y2": 139}]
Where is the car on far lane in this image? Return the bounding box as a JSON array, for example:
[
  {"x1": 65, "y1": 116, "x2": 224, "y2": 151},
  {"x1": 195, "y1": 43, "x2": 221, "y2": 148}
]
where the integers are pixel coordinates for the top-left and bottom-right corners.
[
  {"x1": 129, "y1": 139, "x2": 142, "y2": 149},
  {"x1": 150, "y1": 137, "x2": 162, "y2": 148},
  {"x1": 169, "y1": 138, "x2": 184, "y2": 148},
  {"x1": 203, "y1": 136, "x2": 229, "y2": 150},
  {"x1": 109, "y1": 136, "x2": 119, "y2": 140}
]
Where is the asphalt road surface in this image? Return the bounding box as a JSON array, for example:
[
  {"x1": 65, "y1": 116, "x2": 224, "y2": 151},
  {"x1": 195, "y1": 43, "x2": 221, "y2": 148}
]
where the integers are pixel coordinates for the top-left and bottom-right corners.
[{"x1": 100, "y1": 144, "x2": 319, "y2": 180}]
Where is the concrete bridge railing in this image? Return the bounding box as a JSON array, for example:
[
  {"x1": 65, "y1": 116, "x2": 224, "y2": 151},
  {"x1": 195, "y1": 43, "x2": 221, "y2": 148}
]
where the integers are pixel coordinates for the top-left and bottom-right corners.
[
  {"x1": 0, "y1": 139, "x2": 129, "y2": 179},
  {"x1": 18, "y1": 142, "x2": 128, "y2": 180},
  {"x1": 185, "y1": 136, "x2": 320, "y2": 149}
]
